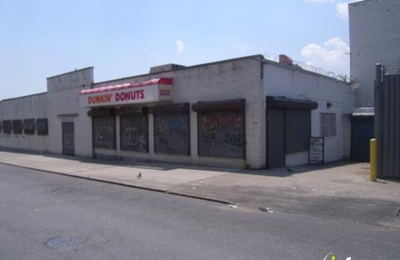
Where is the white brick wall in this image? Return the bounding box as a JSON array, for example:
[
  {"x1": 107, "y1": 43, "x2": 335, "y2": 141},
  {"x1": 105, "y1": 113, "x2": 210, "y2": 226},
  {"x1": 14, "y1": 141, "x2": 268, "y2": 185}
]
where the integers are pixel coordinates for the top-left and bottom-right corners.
[
  {"x1": 0, "y1": 93, "x2": 49, "y2": 152},
  {"x1": 47, "y1": 67, "x2": 94, "y2": 92},
  {"x1": 3, "y1": 55, "x2": 356, "y2": 169},
  {"x1": 0, "y1": 68, "x2": 94, "y2": 157},
  {"x1": 47, "y1": 87, "x2": 93, "y2": 157},
  {"x1": 263, "y1": 62, "x2": 355, "y2": 164},
  {"x1": 94, "y1": 56, "x2": 266, "y2": 168},
  {"x1": 46, "y1": 68, "x2": 94, "y2": 157}
]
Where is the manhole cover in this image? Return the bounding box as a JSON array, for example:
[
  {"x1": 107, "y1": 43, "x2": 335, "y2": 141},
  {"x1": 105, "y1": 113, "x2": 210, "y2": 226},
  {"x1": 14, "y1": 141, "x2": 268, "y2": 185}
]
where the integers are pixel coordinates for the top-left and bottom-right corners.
[
  {"x1": 45, "y1": 235, "x2": 88, "y2": 249},
  {"x1": 52, "y1": 188, "x2": 85, "y2": 195}
]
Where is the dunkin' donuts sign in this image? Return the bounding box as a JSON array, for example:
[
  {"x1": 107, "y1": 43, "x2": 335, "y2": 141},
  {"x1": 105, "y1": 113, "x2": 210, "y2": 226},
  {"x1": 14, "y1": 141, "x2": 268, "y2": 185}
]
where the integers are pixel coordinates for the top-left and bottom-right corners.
[{"x1": 79, "y1": 78, "x2": 173, "y2": 108}]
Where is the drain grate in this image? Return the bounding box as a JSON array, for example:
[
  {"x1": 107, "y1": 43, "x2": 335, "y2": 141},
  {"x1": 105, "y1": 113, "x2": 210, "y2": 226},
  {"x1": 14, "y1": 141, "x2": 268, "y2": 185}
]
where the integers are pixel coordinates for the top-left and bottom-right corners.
[
  {"x1": 45, "y1": 235, "x2": 88, "y2": 249},
  {"x1": 52, "y1": 188, "x2": 85, "y2": 195}
]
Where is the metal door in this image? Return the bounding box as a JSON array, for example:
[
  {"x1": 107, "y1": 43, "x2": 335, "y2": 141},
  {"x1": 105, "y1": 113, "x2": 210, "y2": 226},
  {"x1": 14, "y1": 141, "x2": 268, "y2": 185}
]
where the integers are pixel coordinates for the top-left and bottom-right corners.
[
  {"x1": 62, "y1": 122, "x2": 75, "y2": 156},
  {"x1": 375, "y1": 67, "x2": 400, "y2": 179},
  {"x1": 351, "y1": 118, "x2": 373, "y2": 162},
  {"x1": 267, "y1": 109, "x2": 285, "y2": 168}
]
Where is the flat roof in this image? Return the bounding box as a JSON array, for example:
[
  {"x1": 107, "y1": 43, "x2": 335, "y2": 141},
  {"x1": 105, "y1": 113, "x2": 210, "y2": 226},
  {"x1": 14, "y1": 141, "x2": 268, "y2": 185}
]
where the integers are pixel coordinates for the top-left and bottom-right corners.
[
  {"x1": 349, "y1": 0, "x2": 370, "y2": 6},
  {"x1": 95, "y1": 55, "x2": 264, "y2": 85},
  {"x1": 47, "y1": 67, "x2": 94, "y2": 80},
  {"x1": 1, "y1": 92, "x2": 47, "y2": 102}
]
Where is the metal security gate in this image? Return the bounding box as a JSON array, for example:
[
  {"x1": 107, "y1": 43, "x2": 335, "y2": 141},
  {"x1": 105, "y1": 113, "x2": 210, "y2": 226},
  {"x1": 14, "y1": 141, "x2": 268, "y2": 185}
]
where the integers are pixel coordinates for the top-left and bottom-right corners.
[
  {"x1": 266, "y1": 96, "x2": 318, "y2": 169},
  {"x1": 375, "y1": 64, "x2": 400, "y2": 179},
  {"x1": 62, "y1": 122, "x2": 75, "y2": 156},
  {"x1": 267, "y1": 109, "x2": 285, "y2": 168},
  {"x1": 198, "y1": 110, "x2": 245, "y2": 158}
]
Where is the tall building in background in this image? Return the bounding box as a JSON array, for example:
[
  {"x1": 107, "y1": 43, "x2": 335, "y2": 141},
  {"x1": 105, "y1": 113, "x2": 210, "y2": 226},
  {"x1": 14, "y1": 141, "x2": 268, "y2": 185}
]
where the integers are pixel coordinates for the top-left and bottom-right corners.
[{"x1": 349, "y1": 0, "x2": 400, "y2": 107}]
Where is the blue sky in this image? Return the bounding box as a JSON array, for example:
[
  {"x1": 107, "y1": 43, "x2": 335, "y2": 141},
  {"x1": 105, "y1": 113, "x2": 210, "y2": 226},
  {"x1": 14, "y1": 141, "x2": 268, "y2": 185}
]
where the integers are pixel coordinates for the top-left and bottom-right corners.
[{"x1": 0, "y1": 0, "x2": 356, "y2": 100}]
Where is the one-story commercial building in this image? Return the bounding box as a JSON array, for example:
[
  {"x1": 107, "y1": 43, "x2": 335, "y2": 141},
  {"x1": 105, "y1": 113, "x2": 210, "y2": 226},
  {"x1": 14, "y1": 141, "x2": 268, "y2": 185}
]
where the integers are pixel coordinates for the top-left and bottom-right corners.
[{"x1": 0, "y1": 55, "x2": 354, "y2": 169}]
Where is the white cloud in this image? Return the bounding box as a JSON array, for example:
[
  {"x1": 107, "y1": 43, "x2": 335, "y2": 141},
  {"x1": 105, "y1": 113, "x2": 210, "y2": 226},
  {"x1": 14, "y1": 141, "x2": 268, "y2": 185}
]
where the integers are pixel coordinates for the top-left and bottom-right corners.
[
  {"x1": 301, "y1": 37, "x2": 350, "y2": 75},
  {"x1": 304, "y1": 0, "x2": 358, "y2": 19},
  {"x1": 176, "y1": 40, "x2": 184, "y2": 54},
  {"x1": 336, "y1": 2, "x2": 349, "y2": 19}
]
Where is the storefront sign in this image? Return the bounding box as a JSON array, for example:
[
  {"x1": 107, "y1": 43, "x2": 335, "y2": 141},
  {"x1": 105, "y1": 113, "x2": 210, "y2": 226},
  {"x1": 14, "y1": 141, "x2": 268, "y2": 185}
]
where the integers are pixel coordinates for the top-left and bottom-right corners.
[
  {"x1": 309, "y1": 137, "x2": 324, "y2": 163},
  {"x1": 79, "y1": 78, "x2": 173, "y2": 108}
]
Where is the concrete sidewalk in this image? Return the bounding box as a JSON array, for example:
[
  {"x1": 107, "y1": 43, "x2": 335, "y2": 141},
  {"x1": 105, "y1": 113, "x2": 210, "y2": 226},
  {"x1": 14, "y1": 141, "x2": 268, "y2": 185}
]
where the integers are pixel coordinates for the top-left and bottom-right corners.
[{"x1": 0, "y1": 150, "x2": 399, "y2": 228}]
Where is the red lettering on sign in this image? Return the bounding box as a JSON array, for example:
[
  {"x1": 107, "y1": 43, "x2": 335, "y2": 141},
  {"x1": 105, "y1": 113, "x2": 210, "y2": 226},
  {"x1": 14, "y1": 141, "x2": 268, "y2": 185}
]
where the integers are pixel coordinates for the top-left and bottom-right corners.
[
  {"x1": 115, "y1": 90, "x2": 145, "y2": 102},
  {"x1": 159, "y1": 89, "x2": 171, "y2": 96}
]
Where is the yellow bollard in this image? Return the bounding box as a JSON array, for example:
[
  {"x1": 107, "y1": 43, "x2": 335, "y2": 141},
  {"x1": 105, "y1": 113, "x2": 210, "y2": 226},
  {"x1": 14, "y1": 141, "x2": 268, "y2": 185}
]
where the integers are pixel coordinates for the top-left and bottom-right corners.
[{"x1": 370, "y1": 139, "x2": 377, "y2": 181}]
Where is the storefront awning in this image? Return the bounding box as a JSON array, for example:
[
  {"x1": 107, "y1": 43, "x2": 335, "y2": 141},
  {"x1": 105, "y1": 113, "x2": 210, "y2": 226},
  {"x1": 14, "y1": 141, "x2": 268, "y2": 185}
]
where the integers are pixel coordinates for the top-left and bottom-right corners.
[
  {"x1": 266, "y1": 96, "x2": 318, "y2": 110},
  {"x1": 192, "y1": 99, "x2": 245, "y2": 112},
  {"x1": 79, "y1": 78, "x2": 173, "y2": 108}
]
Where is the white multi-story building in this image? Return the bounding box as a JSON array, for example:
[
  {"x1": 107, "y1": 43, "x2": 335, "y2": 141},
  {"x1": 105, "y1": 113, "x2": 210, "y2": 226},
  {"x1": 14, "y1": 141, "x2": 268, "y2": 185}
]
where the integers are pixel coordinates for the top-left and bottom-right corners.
[{"x1": 349, "y1": 0, "x2": 400, "y2": 107}]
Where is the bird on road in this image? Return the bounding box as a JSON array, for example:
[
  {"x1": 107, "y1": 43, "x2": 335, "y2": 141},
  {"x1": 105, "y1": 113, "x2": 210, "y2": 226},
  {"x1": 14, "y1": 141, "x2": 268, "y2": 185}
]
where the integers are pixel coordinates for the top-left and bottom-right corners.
[{"x1": 137, "y1": 172, "x2": 142, "y2": 179}]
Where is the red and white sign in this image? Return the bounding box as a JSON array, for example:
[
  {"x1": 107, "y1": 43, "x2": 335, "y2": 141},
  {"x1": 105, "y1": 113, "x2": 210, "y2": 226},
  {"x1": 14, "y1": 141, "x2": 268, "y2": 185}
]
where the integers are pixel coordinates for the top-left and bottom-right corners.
[{"x1": 79, "y1": 78, "x2": 173, "y2": 108}]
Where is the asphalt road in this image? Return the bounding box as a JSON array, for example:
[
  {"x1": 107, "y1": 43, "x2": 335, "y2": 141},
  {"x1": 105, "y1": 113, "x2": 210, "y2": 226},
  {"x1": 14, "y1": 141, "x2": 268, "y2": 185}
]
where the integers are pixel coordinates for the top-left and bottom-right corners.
[{"x1": 0, "y1": 164, "x2": 399, "y2": 260}]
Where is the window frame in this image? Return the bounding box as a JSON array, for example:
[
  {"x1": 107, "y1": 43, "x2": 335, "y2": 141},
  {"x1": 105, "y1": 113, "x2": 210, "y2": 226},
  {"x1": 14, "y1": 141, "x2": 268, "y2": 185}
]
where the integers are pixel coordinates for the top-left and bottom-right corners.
[{"x1": 320, "y1": 113, "x2": 336, "y2": 137}]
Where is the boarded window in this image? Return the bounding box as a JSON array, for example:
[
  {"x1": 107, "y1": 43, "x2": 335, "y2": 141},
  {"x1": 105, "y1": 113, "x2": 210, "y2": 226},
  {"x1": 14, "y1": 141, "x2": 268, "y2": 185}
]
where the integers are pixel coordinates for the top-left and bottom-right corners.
[
  {"x1": 36, "y1": 118, "x2": 49, "y2": 135},
  {"x1": 320, "y1": 113, "x2": 336, "y2": 137},
  {"x1": 198, "y1": 110, "x2": 245, "y2": 158},
  {"x1": 93, "y1": 116, "x2": 116, "y2": 149},
  {"x1": 3, "y1": 120, "x2": 11, "y2": 134},
  {"x1": 286, "y1": 110, "x2": 311, "y2": 154},
  {"x1": 23, "y1": 119, "x2": 35, "y2": 135},
  {"x1": 120, "y1": 115, "x2": 148, "y2": 152},
  {"x1": 12, "y1": 120, "x2": 23, "y2": 134},
  {"x1": 154, "y1": 113, "x2": 189, "y2": 155}
]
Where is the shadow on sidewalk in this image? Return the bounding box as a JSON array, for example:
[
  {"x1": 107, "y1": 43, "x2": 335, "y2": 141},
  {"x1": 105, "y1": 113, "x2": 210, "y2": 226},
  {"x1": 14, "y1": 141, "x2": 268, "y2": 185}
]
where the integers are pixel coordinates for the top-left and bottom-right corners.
[{"x1": 239, "y1": 160, "x2": 365, "y2": 177}]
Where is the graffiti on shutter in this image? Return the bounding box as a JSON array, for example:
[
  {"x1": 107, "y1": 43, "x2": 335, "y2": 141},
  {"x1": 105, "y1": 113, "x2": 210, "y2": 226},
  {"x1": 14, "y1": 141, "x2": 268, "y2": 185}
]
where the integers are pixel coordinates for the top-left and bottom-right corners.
[
  {"x1": 120, "y1": 115, "x2": 148, "y2": 152},
  {"x1": 198, "y1": 110, "x2": 245, "y2": 158},
  {"x1": 93, "y1": 116, "x2": 116, "y2": 149},
  {"x1": 154, "y1": 113, "x2": 189, "y2": 155}
]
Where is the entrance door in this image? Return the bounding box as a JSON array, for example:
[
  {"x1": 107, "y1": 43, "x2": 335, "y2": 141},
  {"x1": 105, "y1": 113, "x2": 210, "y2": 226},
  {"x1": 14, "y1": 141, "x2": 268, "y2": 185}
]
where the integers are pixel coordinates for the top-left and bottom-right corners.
[
  {"x1": 267, "y1": 109, "x2": 285, "y2": 168},
  {"x1": 351, "y1": 118, "x2": 373, "y2": 162},
  {"x1": 62, "y1": 122, "x2": 75, "y2": 156}
]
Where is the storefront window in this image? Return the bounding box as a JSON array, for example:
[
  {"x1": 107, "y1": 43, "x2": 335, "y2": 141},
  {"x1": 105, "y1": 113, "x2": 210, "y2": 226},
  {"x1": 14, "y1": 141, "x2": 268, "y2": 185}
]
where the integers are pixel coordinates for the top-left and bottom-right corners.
[
  {"x1": 23, "y1": 119, "x2": 35, "y2": 135},
  {"x1": 12, "y1": 120, "x2": 23, "y2": 134},
  {"x1": 36, "y1": 118, "x2": 48, "y2": 136},
  {"x1": 2, "y1": 120, "x2": 11, "y2": 134}
]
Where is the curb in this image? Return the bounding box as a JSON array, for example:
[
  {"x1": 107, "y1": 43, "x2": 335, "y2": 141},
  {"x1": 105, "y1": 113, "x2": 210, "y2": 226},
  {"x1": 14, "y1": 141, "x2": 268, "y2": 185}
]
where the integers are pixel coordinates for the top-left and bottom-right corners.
[
  {"x1": 166, "y1": 190, "x2": 233, "y2": 205},
  {"x1": 0, "y1": 162, "x2": 232, "y2": 206}
]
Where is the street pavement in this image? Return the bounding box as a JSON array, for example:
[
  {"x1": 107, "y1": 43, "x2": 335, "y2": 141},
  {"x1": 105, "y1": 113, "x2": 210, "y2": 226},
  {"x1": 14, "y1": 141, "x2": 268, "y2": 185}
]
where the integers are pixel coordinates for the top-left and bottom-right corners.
[
  {"x1": 0, "y1": 150, "x2": 399, "y2": 229},
  {"x1": 2, "y1": 165, "x2": 399, "y2": 260}
]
